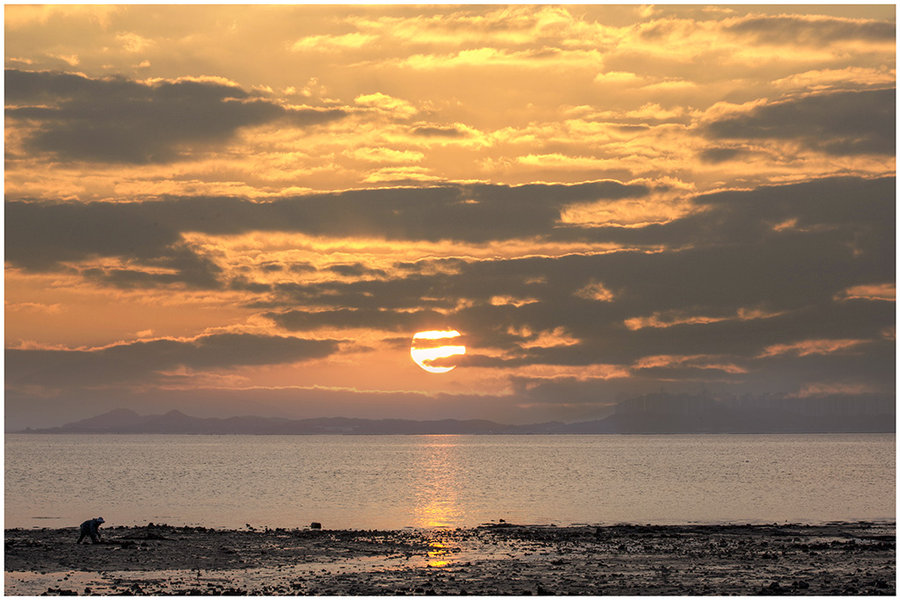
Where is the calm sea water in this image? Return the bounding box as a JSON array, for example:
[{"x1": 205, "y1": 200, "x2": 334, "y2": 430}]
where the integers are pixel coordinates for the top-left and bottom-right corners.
[{"x1": 5, "y1": 434, "x2": 895, "y2": 530}]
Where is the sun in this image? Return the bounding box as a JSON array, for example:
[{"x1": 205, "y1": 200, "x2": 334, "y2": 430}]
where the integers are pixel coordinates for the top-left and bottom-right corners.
[{"x1": 411, "y1": 330, "x2": 466, "y2": 373}]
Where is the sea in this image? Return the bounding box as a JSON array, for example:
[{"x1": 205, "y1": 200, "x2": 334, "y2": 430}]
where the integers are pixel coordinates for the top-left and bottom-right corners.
[{"x1": 5, "y1": 433, "x2": 895, "y2": 530}]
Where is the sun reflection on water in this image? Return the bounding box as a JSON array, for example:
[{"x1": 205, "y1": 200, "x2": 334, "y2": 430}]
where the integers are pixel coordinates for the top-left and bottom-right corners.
[
  {"x1": 412, "y1": 437, "x2": 463, "y2": 532},
  {"x1": 426, "y1": 541, "x2": 450, "y2": 568}
]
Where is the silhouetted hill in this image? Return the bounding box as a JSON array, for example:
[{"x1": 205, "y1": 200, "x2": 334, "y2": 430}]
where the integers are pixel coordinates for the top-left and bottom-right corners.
[
  {"x1": 18, "y1": 392, "x2": 895, "y2": 434},
  {"x1": 36, "y1": 408, "x2": 146, "y2": 432},
  {"x1": 22, "y1": 410, "x2": 566, "y2": 435}
]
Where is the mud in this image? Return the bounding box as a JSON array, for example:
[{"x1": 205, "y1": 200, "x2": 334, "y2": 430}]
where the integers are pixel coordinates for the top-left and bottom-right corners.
[{"x1": 5, "y1": 521, "x2": 895, "y2": 595}]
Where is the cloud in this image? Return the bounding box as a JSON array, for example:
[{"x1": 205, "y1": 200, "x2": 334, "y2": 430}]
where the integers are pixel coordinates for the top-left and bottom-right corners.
[
  {"x1": 115, "y1": 31, "x2": 155, "y2": 53},
  {"x1": 725, "y1": 14, "x2": 895, "y2": 45},
  {"x1": 704, "y1": 88, "x2": 896, "y2": 156},
  {"x1": 9, "y1": 175, "x2": 891, "y2": 315},
  {"x1": 687, "y1": 176, "x2": 895, "y2": 251},
  {"x1": 265, "y1": 243, "x2": 889, "y2": 365},
  {"x1": 573, "y1": 281, "x2": 615, "y2": 302},
  {"x1": 5, "y1": 302, "x2": 63, "y2": 314},
  {"x1": 326, "y1": 263, "x2": 388, "y2": 278},
  {"x1": 266, "y1": 308, "x2": 450, "y2": 333},
  {"x1": 350, "y1": 147, "x2": 424, "y2": 163},
  {"x1": 624, "y1": 307, "x2": 786, "y2": 331},
  {"x1": 4, "y1": 200, "x2": 225, "y2": 288},
  {"x1": 758, "y1": 338, "x2": 869, "y2": 359},
  {"x1": 5, "y1": 199, "x2": 182, "y2": 271},
  {"x1": 6, "y1": 175, "x2": 894, "y2": 398},
  {"x1": 6, "y1": 333, "x2": 341, "y2": 389},
  {"x1": 772, "y1": 67, "x2": 896, "y2": 92},
  {"x1": 834, "y1": 283, "x2": 895, "y2": 303},
  {"x1": 697, "y1": 147, "x2": 753, "y2": 164},
  {"x1": 410, "y1": 125, "x2": 468, "y2": 138},
  {"x1": 5, "y1": 69, "x2": 348, "y2": 163},
  {"x1": 6, "y1": 179, "x2": 652, "y2": 274},
  {"x1": 398, "y1": 47, "x2": 602, "y2": 70},
  {"x1": 354, "y1": 92, "x2": 417, "y2": 118},
  {"x1": 631, "y1": 354, "x2": 748, "y2": 375},
  {"x1": 82, "y1": 243, "x2": 224, "y2": 290},
  {"x1": 290, "y1": 32, "x2": 377, "y2": 52}
]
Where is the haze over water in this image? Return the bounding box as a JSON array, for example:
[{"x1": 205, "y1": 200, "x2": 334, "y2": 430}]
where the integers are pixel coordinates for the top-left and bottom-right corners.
[{"x1": 6, "y1": 434, "x2": 894, "y2": 530}]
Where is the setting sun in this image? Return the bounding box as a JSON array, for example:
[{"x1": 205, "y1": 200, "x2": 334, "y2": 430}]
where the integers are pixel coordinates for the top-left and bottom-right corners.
[{"x1": 411, "y1": 330, "x2": 467, "y2": 374}]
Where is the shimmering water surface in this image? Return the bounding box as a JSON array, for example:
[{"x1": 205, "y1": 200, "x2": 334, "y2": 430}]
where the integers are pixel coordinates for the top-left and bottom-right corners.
[{"x1": 5, "y1": 434, "x2": 894, "y2": 529}]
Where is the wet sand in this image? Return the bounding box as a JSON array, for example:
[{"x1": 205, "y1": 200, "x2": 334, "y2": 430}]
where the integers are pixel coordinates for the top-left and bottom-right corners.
[{"x1": 5, "y1": 522, "x2": 895, "y2": 595}]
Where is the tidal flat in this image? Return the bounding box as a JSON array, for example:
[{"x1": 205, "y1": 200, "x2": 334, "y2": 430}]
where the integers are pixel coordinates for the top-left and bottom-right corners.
[{"x1": 5, "y1": 522, "x2": 895, "y2": 595}]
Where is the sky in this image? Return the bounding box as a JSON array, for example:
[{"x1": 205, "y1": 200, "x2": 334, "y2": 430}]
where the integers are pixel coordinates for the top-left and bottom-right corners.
[{"x1": 4, "y1": 4, "x2": 896, "y2": 429}]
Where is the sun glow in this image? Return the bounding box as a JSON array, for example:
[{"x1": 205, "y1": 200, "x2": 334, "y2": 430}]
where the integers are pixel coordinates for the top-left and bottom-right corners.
[{"x1": 411, "y1": 330, "x2": 466, "y2": 373}]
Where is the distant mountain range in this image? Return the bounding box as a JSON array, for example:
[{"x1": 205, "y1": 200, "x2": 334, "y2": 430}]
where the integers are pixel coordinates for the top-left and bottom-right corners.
[{"x1": 17, "y1": 393, "x2": 896, "y2": 434}]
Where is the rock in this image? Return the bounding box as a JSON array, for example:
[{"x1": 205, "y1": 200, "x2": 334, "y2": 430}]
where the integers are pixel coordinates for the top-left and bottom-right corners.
[
  {"x1": 41, "y1": 588, "x2": 77, "y2": 596},
  {"x1": 310, "y1": 522, "x2": 322, "y2": 529}
]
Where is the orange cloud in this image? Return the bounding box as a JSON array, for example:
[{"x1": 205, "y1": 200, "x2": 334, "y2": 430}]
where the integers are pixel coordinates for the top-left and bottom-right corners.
[
  {"x1": 5, "y1": 301, "x2": 63, "y2": 314},
  {"x1": 398, "y1": 47, "x2": 604, "y2": 70},
  {"x1": 560, "y1": 185, "x2": 699, "y2": 228},
  {"x1": 354, "y1": 92, "x2": 418, "y2": 118},
  {"x1": 759, "y1": 338, "x2": 868, "y2": 358},
  {"x1": 773, "y1": 67, "x2": 896, "y2": 91},
  {"x1": 290, "y1": 32, "x2": 377, "y2": 52},
  {"x1": 362, "y1": 166, "x2": 441, "y2": 184},
  {"x1": 349, "y1": 147, "x2": 425, "y2": 163},
  {"x1": 489, "y1": 295, "x2": 539, "y2": 308},
  {"x1": 625, "y1": 306, "x2": 786, "y2": 330},
  {"x1": 574, "y1": 281, "x2": 615, "y2": 302},
  {"x1": 505, "y1": 364, "x2": 630, "y2": 382},
  {"x1": 632, "y1": 354, "x2": 747, "y2": 374},
  {"x1": 518, "y1": 327, "x2": 580, "y2": 350},
  {"x1": 834, "y1": 283, "x2": 894, "y2": 302},
  {"x1": 181, "y1": 231, "x2": 634, "y2": 280}
]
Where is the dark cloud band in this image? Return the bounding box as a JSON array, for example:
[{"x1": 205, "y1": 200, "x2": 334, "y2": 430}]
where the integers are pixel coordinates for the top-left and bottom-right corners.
[
  {"x1": 5, "y1": 69, "x2": 347, "y2": 163},
  {"x1": 704, "y1": 88, "x2": 896, "y2": 156},
  {"x1": 6, "y1": 333, "x2": 341, "y2": 388}
]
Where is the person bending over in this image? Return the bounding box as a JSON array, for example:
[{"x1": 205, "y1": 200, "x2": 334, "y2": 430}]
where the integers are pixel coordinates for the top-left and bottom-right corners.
[{"x1": 76, "y1": 517, "x2": 105, "y2": 544}]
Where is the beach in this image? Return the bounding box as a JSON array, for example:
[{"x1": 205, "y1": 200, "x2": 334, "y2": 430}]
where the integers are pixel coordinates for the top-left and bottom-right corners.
[{"x1": 5, "y1": 521, "x2": 895, "y2": 595}]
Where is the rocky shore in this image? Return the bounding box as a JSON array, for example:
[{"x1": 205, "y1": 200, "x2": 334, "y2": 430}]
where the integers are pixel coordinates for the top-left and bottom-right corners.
[{"x1": 5, "y1": 521, "x2": 895, "y2": 595}]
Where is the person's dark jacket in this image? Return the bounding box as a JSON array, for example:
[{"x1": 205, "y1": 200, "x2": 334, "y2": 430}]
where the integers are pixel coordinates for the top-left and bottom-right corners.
[{"x1": 80, "y1": 518, "x2": 102, "y2": 535}]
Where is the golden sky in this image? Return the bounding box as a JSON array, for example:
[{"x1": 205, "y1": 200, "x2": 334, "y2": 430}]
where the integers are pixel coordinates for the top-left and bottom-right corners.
[{"x1": 5, "y1": 4, "x2": 896, "y2": 428}]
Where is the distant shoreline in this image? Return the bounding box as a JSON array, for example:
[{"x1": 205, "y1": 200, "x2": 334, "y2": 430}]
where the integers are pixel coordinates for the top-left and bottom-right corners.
[
  {"x1": 6, "y1": 522, "x2": 896, "y2": 595},
  {"x1": 10, "y1": 430, "x2": 899, "y2": 436},
  {"x1": 12, "y1": 398, "x2": 896, "y2": 436},
  {"x1": 4, "y1": 431, "x2": 897, "y2": 438}
]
